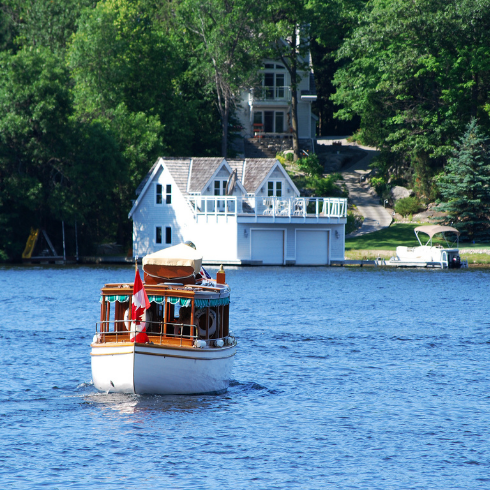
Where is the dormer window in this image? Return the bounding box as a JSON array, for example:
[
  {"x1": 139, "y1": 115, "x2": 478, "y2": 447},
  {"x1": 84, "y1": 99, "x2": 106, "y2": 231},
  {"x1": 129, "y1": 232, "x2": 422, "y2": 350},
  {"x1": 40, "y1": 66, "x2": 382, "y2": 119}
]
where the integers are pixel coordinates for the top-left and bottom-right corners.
[
  {"x1": 268, "y1": 181, "x2": 282, "y2": 197},
  {"x1": 214, "y1": 180, "x2": 227, "y2": 196}
]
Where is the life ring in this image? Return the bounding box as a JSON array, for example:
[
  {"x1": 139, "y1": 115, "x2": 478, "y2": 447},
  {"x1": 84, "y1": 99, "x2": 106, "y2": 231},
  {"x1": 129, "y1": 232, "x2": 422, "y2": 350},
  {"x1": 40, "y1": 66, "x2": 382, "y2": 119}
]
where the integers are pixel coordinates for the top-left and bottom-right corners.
[{"x1": 195, "y1": 308, "x2": 217, "y2": 337}]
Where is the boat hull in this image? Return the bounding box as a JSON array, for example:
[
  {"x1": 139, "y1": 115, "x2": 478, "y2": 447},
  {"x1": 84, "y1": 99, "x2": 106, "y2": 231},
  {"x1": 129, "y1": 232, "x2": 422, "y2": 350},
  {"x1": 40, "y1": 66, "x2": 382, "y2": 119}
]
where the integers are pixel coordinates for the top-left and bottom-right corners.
[{"x1": 91, "y1": 342, "x2": 236, "y2": 395}]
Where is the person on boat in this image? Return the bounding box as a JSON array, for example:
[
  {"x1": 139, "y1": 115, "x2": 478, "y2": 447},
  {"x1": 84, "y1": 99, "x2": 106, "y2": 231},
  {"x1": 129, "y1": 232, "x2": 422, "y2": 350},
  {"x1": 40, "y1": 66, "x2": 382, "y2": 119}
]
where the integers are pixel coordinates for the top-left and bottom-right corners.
[{"x1": 176, "y1": 306, "x2": 192, "y2": 336}]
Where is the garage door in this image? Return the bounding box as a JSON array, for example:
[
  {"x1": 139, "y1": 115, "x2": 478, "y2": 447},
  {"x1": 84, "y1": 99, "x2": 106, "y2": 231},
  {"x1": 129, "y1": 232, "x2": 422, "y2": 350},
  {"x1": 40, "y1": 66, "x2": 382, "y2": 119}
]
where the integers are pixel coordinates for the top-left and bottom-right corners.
[
  {"x1": 251, "y1": 230, "x2": 284, "y2": 265},
  {"x1": 296, "y1": 230, "x2": 329, "y2": 265}
]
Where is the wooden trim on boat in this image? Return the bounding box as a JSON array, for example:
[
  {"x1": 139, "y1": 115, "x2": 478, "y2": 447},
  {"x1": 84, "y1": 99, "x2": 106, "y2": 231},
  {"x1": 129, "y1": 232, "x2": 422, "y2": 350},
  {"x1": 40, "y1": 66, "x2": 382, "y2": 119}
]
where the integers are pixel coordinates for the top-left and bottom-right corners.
[
  {"x1": 91, "y1": 341, "x2": 235, "y2": 353},
  {"x1": 133, "y1": 351, "x2": 236, "y2": 361}
]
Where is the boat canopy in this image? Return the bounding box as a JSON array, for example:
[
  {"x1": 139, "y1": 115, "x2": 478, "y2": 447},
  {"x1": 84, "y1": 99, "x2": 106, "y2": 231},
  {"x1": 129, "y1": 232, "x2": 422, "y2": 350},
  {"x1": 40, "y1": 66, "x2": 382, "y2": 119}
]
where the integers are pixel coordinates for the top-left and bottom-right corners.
[
  {"x1": 142, "y1": 243, "x2": 202, "y2": 274},
  {"x1": 414, "y1": 225, "x2": 460, "y2": 239}
]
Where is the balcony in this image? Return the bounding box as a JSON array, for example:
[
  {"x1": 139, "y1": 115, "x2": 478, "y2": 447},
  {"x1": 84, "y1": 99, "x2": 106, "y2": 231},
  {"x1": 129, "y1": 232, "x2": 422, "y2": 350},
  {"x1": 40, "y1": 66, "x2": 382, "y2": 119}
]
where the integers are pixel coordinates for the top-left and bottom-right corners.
[
  {"x1": 186, "y1": 196, "x2": 347, "y2": 223},
  {"x1": 250, "y1": 86, "x2": 291, "y2": 103}
]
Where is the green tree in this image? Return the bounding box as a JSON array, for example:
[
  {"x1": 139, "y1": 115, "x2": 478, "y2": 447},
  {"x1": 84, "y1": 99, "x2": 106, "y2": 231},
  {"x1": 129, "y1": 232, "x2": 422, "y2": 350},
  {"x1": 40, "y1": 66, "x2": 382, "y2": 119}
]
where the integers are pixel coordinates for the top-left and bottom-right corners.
[
  {"x1": 177, "y1": 0, "x2": 265, "y2": 157},
  {"x1": 1, "y1": 0, "x2": 95, "y2": 54},
  {"x1": 436, "y1": 119, "x2": 490, "y2": 240},
  {"x1": 0, "y1": 47, "x2": 120, "y2": 260},
  {"x1": 308, "y1": 0, "x2": 365, "y2": 136},
  {"x1": 332, "y1": 0, "x2": 490, "y2": 195},
  {"x1": 263, "y1": 0, "x2": 312, "y2": 160}
]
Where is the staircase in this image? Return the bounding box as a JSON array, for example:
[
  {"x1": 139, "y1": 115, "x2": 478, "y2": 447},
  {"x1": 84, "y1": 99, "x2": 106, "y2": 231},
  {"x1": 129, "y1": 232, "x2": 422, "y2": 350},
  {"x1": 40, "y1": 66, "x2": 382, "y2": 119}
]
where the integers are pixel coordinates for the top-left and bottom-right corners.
[{"x1": 244, "y1": 137, "x2": 314, "y2": 158}]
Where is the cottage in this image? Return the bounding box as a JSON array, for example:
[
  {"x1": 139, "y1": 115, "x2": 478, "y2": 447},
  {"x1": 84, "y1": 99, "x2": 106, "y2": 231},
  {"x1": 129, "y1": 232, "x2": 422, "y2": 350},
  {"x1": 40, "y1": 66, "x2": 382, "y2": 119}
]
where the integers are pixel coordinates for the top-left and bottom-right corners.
[
  {"x1": 237, "y1": 56, "x2": 318, "y2": 144},
  {"x1": 129, "y1": 157, "x2": 347, "y2": 265}
]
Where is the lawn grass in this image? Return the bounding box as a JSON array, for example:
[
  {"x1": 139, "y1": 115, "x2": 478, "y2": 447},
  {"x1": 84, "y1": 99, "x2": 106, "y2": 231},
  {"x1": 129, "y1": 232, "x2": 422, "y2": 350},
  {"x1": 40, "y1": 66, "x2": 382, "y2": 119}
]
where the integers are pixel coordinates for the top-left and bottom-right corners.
[
  {"x1": 345, "y1": 222, "x2": 490, "y2": 264},
  {"x1": 345, "y1": 223, "x2": 424, "y2": 251}
]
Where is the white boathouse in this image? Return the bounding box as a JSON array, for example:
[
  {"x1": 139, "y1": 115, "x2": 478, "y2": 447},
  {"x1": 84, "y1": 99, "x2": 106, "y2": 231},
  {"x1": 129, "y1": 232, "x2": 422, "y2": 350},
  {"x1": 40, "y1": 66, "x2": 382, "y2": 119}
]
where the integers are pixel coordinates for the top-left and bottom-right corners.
[{"x1": 129, "y1": 157, "x2": 347, "y2": 265}]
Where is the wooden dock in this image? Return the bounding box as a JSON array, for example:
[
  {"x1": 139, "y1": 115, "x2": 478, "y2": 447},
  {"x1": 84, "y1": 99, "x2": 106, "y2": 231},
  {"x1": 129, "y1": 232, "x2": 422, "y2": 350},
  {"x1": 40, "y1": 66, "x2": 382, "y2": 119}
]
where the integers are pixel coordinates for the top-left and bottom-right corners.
[{"x1": 331, "y1": 260, "x2": 376, "y2": 267}]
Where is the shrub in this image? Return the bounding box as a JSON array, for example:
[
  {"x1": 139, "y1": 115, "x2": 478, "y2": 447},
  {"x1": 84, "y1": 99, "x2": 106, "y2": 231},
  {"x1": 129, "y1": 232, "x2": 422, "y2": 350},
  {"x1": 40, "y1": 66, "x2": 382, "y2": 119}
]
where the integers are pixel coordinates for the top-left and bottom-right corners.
[
  {"x1": 394, "y1": 196, "x2": 422, "y2": 217},
  {"x1": 370, "y1": 176, "x2": 387, "y2": 195},
  {"x1": 285, "y1": 152, "x2": 294, "y2": 162},
  {"x1": 308, "y1": 174, "x2": 346, "y2": 197},
  {"x1": 297, "y1": 154, "x2": 323, "y2": 177},
  {"x1": 275, "y1": 154, "x2": 286, "y2": 165}
]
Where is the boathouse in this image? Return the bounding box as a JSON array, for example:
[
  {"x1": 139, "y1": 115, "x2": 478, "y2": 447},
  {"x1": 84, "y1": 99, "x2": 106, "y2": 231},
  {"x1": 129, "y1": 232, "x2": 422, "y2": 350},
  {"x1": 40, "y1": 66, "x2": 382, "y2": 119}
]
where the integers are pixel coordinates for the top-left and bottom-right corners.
[{"x1": 129, "y1": 157, "x2": 347, "y2": 265}]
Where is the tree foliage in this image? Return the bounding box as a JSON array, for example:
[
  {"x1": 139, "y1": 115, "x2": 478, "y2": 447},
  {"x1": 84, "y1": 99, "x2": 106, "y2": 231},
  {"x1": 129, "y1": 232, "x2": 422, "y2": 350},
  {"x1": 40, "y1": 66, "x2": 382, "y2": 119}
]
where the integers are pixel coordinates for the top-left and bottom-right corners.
[
  {"x1": 332, "y1": 0, "x2": 490, "y2": 195},
  {"x1": 177, "y1": 0, "x2": 266, "y2": 157},
  {"x1": 436, "y1": 119, "x2": 490, "y2": 240},
  {"x1": 0, "y1": 47, "x2": 120, "y2": 259}
]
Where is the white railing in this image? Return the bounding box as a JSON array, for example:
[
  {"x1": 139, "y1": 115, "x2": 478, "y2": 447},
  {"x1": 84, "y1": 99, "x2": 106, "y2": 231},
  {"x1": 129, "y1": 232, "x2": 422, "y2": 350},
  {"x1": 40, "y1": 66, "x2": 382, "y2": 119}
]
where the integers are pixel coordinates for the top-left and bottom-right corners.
[
  {"x1": 186, "y1": 196, "x2": 347, "y2": 219},
  {"x1": 250, "y1": 86, "x2": 292, "y2": 102}
]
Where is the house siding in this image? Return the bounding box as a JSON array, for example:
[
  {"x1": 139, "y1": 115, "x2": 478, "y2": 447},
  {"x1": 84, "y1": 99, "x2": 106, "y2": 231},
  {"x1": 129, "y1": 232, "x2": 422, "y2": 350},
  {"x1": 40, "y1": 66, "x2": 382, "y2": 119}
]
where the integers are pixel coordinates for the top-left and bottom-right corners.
[
  {"x1": 132, "y1": 166, "x2": 193, "y2": 257},
  {"x1": 297, "y1": 103, "x2": 311, "y2": 139}
]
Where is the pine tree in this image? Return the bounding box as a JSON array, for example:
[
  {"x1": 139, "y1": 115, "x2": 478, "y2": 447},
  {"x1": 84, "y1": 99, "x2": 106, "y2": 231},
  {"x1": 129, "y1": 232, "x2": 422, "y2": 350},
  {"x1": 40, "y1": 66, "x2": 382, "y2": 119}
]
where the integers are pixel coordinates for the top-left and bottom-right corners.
[{"x1": 437, "y1": 119, "x2": 490, "y2": 241}]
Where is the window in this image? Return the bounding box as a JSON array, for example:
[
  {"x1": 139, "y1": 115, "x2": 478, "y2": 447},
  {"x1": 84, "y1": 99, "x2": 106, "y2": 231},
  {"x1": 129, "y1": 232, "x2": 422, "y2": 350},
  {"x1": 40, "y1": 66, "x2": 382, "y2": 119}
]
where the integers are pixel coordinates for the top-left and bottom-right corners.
[
  {"x1": 268, "y1": 181, "x2": 282, "y2": 197},
  {"x1": 255, "y1": 111, "x2": 285, "y2": 134},
  {"x1": 156, "y1": 226, "x2": 171, "y2": 244},
  {"x1": 276, "y1": 74, "x2": 285, "y2": 98},
  {"x1": 156, "y1": 184, "x2": 163, "y2": 204},
  {"x1": 214, "y1": 180, "x2": 227, "y2": 196},
  {"x1": 259, "y1": 66, "x2": 287, "y2": 100},
  {"x1": 166, "y1": 184, "x2": 172, "y2": 204},
  {"x1": 275, "y1": 112, "x2": 284, "y2": 133}
]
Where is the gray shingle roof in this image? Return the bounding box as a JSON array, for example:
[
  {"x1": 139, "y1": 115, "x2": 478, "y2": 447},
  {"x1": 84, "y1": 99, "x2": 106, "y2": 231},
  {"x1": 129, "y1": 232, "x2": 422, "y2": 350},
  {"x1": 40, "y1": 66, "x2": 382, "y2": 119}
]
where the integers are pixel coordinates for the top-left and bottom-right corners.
[
  {"x1": 136, "y1": 157, "x2": 281, "y2": 199},
  {"x1": 164, "y1": 158, "x2": 192, "y2": 196},
  {"x1": 227, "y1": 159, "x2": 245, "y2": 184},
  {"x1": 188, "y1": 158, "x2": 225, "y2": 193},
  {"x1": 242, "y1": 158, "x2": 278, "y2": 193}
]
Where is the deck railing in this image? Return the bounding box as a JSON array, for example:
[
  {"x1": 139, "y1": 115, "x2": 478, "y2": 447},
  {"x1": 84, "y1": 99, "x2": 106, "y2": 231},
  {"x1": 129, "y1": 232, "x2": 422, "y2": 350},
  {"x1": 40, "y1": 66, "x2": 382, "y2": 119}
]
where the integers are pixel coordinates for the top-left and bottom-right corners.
[
  {"x1": 250, "y1": 86, "x2": 291, "y2": 102},
  {"x1": 186, "y1": 196, "x2": 347, "y2": 219},
  {"x1": 95, "y1": 320, "x2": 198, "y2": 345},
  {"x1": 94, "y1": 320, "x2": 232, "y2": 347}
]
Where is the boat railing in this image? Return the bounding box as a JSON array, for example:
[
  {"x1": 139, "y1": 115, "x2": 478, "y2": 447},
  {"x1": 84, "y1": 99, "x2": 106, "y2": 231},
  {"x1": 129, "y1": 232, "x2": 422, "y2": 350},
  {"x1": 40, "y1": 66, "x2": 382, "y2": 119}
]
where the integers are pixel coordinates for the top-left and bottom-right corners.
[{"x1": 95, "y1": 320, "x2": 226, "y2": 345}]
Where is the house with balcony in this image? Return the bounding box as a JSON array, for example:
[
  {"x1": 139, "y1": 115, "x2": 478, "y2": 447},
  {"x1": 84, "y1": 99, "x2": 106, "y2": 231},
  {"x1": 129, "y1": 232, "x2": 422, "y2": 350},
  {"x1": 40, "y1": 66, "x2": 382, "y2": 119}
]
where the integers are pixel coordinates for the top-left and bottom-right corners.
[
  {"x1": 237, "y1": 55, "x2": 318, "y2": 150},
  {"x1": 129, "y1": 157, "x2": 346, "y2": 265}
]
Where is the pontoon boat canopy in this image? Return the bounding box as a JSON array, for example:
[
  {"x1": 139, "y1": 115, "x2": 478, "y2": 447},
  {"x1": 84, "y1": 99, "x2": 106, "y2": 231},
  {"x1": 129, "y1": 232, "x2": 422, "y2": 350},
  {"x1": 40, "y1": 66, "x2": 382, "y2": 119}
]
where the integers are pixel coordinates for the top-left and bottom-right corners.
[
  {"x1": 414, "y1": 225, "x2": 460, "y2": 238},
  {"x1": 142, "y1": 244, "x2": 203, "y2": 273}
]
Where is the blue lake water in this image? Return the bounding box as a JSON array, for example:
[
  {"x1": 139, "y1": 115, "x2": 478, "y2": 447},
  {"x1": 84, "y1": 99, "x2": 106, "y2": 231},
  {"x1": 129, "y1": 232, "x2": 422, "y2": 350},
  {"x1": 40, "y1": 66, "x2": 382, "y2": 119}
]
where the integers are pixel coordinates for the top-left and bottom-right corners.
[{"x1": 1, "y1": 264, "x2": 490, "y2": 489}]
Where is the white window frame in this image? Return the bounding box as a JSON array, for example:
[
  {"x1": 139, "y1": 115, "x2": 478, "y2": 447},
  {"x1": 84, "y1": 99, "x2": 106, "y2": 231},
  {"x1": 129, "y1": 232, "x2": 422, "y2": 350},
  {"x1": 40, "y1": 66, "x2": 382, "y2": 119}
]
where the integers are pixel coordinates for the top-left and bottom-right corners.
[
  {"x1": 155, "y1": 183, "x2": 163, "y2": 205},
  {"x1": 267, "y1": 180, "x2": 283, "y2": 197}
]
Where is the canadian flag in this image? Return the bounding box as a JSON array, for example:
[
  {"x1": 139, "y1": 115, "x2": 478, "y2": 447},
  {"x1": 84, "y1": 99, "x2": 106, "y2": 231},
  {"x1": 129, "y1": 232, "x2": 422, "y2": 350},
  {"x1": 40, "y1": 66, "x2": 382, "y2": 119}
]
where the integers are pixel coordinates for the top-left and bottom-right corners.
[{"x1": 130, "y1": 267, "x2": 150, "y2": 343}]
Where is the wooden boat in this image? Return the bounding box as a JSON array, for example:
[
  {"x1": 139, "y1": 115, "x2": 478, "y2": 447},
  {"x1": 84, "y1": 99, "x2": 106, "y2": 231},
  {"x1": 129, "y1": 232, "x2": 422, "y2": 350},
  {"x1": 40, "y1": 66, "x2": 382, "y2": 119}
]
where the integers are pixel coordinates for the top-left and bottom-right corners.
[
  {"x1": 90, "y1": 243, "x2": 236, "y2": 395},
  {"x1": 379, "y1": 225, "x2": 468, "y2": 268}
]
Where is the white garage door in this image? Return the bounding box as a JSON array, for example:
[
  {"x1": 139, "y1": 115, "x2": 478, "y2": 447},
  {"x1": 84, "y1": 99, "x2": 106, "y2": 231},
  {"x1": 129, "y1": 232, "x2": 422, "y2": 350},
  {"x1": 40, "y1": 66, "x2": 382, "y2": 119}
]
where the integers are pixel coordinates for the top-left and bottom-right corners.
[
  {"x1": 296, "y1": 230, "x2": 329, "y2": 265},
  {"x1": 251, "y1": 230, "x2": 284, "y2": 265}
]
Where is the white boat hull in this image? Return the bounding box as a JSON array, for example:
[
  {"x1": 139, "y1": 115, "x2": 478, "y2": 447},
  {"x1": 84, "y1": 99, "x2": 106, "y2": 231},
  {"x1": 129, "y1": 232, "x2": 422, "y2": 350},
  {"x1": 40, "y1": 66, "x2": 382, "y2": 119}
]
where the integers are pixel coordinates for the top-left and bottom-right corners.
[{"x1": 91, "y1": 343, "x2": 236, "y2": 395}]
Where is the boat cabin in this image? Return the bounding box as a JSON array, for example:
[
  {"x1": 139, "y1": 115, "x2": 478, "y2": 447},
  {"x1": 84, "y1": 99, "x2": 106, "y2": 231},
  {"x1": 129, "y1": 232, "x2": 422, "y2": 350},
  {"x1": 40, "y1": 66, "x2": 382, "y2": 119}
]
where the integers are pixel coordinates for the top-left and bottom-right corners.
[
  {"x1": 97, "y1": 282, "x2": 230, "y2": 347},
  {"x1": 95, "y1": 243, "x2": 231, "y2": 347}
]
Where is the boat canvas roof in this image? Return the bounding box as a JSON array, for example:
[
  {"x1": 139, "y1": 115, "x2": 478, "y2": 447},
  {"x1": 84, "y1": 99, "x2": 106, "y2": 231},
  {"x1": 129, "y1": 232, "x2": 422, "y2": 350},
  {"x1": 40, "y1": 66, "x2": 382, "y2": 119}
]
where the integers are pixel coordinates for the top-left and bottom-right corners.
[
  {"x1": 414, "y1": 225, "x2": 460, "y2": 238},
  {"x1": 143, "y1": 243, "x2": 203, "y2": 274}
]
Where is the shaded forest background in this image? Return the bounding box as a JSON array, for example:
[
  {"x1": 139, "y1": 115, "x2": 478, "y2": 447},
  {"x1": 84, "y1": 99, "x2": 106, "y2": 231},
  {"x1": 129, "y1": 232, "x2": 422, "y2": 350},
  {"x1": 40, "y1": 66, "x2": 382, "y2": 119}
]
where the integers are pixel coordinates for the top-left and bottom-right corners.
[{"x1": 1, "y1": 0, "x2": 490, "y2": 261}]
